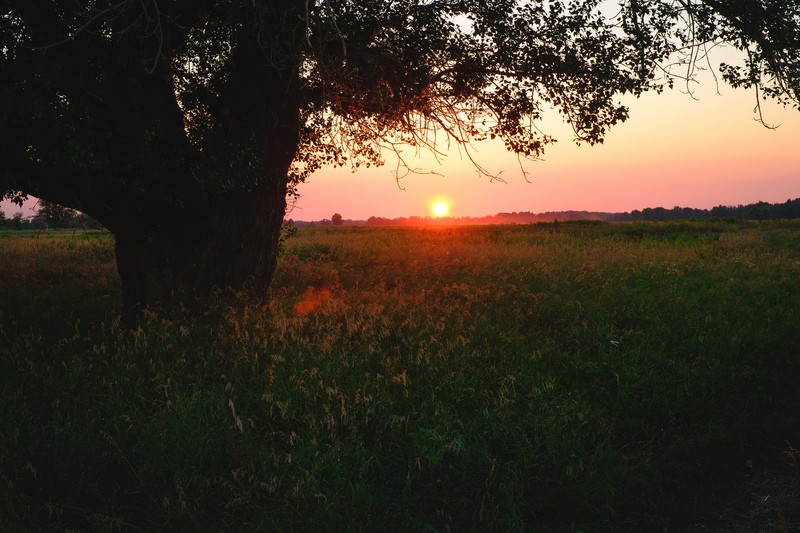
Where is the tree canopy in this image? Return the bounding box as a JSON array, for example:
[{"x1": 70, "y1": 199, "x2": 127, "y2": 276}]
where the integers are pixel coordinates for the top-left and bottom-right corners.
[{"x1": 1, "y1": 0, "x2": 798, "y2": 315}]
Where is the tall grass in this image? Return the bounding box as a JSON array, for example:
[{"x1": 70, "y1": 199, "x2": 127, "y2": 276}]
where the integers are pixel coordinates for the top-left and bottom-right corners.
[{"x1": 1, "y1": 221, "x2": 799, "y2": 531}]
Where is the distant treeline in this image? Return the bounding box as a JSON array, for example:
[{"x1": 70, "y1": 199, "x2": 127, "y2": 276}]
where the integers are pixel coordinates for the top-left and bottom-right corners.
[
  {"x1": 0, "y1": 200, "x2": 103, "y2": 230},
  {"x1": 296, "y1": 198, "x2": 800, "y2": 226},
  {"x1": 7, "y1": 198, "x2": 797, "y2": 230},
  {"x1": 609, "y1": 198, "x2": 800, "y2": 222}
]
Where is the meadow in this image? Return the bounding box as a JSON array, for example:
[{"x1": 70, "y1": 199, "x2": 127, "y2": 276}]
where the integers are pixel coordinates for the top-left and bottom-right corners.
[{"x1": 1, "y1": 221, "x2": 799, "y2": 531}]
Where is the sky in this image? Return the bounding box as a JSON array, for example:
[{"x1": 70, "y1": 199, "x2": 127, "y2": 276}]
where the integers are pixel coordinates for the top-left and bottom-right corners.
[
  {"x1": 291, "y1": 80, "x2": 800, "y2": 221},
  {"x1": 3, "y1": 65, "x2": 799, "y2": 222}
]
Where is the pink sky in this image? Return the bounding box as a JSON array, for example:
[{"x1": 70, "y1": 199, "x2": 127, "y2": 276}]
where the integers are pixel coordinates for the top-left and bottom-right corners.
[
  {"x1": 4, "y1": 76, "x2": 799, "y2": 222},
  {"x1": 291, "y1": 80, "x2": 800, "y2": 221}
]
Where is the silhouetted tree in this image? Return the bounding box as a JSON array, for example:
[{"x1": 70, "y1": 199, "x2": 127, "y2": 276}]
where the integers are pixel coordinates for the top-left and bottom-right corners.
[
  {"x1": 2, "y1": 1, "x2": 798, "y2": 318},
  {"x1": 10, "y1": 212, "x2": 24, "y2": 230},
  {"x1": 76, "y1": 213, "x2": 105, "y2": 230},
  {"x1": 331, "y1": 213, "x2": 344, "y2": 226},
  {"x1": 35, "y1": 200, "x2": 77, "y2": 229}
]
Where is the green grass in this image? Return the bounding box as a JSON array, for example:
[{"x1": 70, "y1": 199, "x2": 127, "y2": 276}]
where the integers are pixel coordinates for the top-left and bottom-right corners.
[{"x1": 1, "y1": 221, "x2": 799, "y2": 531}]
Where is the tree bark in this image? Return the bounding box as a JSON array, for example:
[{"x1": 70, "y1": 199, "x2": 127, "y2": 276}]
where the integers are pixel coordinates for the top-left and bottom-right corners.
[{"x1": 112, "y1": 175, "x2": 288, "y2": 322}]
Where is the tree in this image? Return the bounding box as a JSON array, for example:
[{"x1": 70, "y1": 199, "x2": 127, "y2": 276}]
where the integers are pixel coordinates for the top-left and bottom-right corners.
[
  {"x1": 10, "y1": 212, "x2": 24, "y2": 230},
  {"x1": 331, "y1": 213, "x2": 344, "y2": 226},
  {"x1": 35, "y1": 200, "x2": 77, "y2": 229},
  {"x1": 2, "y1": 1, "x2": 798, "y2": 319},
  {"x1": 76, "y1": 213, "x2": 105, "y2": 230},
  {"x1": 0, "y1": 209, "x2": 5, "y2": 228}
]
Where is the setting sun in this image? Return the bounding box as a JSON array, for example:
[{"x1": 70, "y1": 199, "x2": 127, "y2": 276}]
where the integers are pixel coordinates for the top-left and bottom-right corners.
[{"x1": 432, "y1": 202, "x2": 448, "y2": 217}]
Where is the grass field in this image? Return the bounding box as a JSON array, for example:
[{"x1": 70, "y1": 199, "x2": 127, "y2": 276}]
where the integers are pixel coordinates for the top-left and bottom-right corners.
[{"x1": 1, "y1": 221, "x2": 799, "y2": 531}]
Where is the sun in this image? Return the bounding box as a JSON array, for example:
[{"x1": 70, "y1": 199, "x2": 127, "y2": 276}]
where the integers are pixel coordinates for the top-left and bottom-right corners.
[
  {"x1": 432, "y1": 202, "x2": 448, "y2": 217},
  {"x1": 428, "y1": 197, "x2": 452, "y2": 218}
]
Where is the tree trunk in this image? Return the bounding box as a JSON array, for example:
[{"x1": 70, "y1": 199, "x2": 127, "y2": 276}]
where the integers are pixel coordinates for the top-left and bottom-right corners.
[
  {"x1": 112, "y1": 176, "x2": 288, "y2": 323},
  {"x1": 2, "y1": 3, "x2": 304, "y2": 323}
]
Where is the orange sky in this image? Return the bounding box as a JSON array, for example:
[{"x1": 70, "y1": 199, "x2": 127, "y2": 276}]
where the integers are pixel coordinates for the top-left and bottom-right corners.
[{"x1": 291, "y1": 80, "x2": 800, "y2": 221}]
